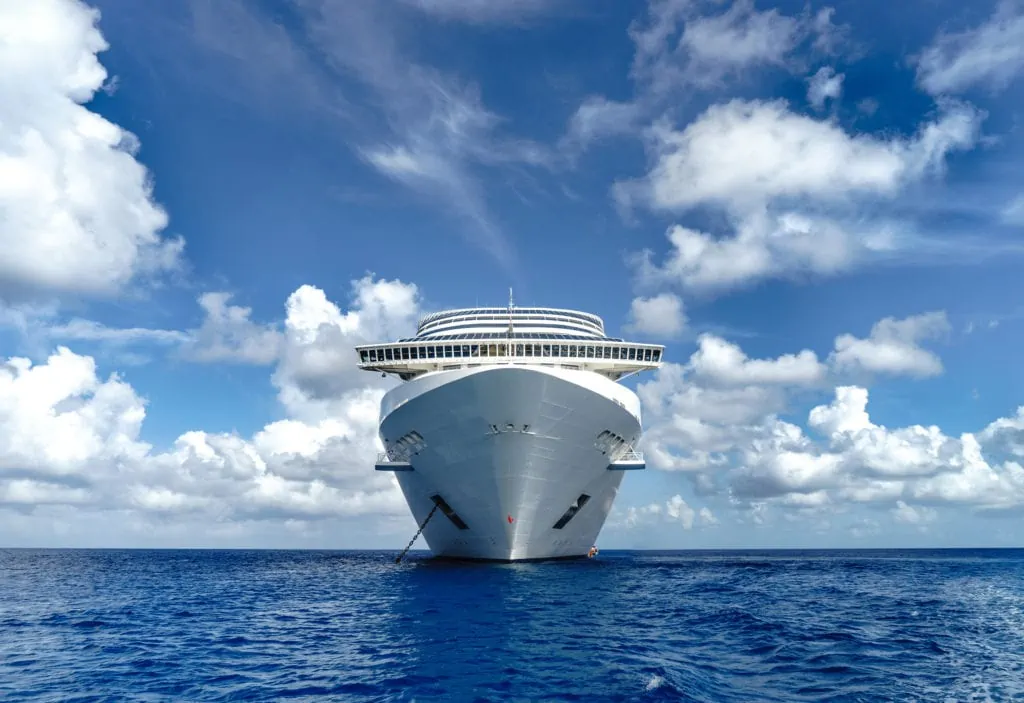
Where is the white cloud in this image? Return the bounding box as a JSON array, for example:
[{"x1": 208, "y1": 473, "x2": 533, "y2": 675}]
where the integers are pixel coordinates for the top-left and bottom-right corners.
[
  {"x1": 0, "y1": 277, "x2": 421, "y2": 540},
  {"x1": 622, "y1": 99, "x2": 981, "y2": 293},
  {"x1": 1002, "y1": 194, "x2": 1024, "y2": 225},
  {"x1": 563, "y1": 97, "x2": 644, "y2": 149},
  {"x1": 396, "y1": 0, "x2": 559, "y2": 24},
  {"x1": 297, "y1": 1, "x2": 549, "y2": 267},
  {"x1": 0, "y1": 0, "x2": 183, "y2": 297},
  {"x1": 807, "y1": 66, "x2": 844, "y2": 109},
  {"x1": 635, "y1": 336, "x2": 822, "y2": 477},
  {"x1": 180, "y1": 292, "x2": 283, "y2": 365},
  {"x1": 629, "y1": 0, "x2": 842, "y2": 95},
  {"x1": 916, "y1": 1, "x2": 1024, "y2": 95},
  {"x1": 564, "y1": 0, "x2": 847, "y2": 151},
  {"x1": 273, "y1": 275, "x2": 421, "y2": 421},
  {"x1": 636, "y1": 324, "x2": 1024, "y2": 517},
  {"x1": 633, "y1": 213, "x2": 895, "y2": 292},
  {"x1": 626, "y1": 293, "x2": 686, "y2": 338},
  {"x1": 616, "y1": 98, "x2": 981, "y2": 215},
  {"x1": 46, "y1": 319, "x2": 188, "y2": 346},
  {"x1": 688, "y1": 334, "x2": 825, "y2": 386},
  {"x1": 0, "y1": 346, "x2": 148, "y2": 483},
  {"x1": 830, "y1": 311, "x2": 950, "y2": 378},
  {"x1": 891, "y1": 500, "x2": 937, "y2": 525},
  {"x1": 617, "y1": 494, "x2": 716, "y2": 530}
]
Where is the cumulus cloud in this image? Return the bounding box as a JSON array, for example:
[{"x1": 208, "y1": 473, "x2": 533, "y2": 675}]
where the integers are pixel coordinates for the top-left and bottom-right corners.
[
  {"x1": 180, "y1": 292, "x2": 283, "y2": 365},
  {"x1": 0, "y1": 277, "x2": 422, "y2": 541},
  {"x1": 916, "y1": 1, "x2": 1024, "y2": 95},
  {"x1": 830, "y1": 311, "x2": 950, "y2": 378},
  {"x1": 0, "y1": 0, "x2": 183, "y2": 298},
  {"x1": 891, "y1": 500, "x2": 937, "y2": 525},
  {"x1": 626, "y1": 293, "x2": 686, "y2": 338},
  {"x1": 807, "y1": 66, "x2": 844, "y2": 109},
  {"x1": 635, "y1": 334, "x2": 825, "y2": 479},
  {"x1": 688, "y1": 334, "x2": 826, "y2": 387},
  {"x1": 638, "y1": 324, "x2": 1024, "y2": 519},
  {"x1": 273, "y1": 275, "x2": 421, "y2": 421},
  {"x1": 616, "y1": 98, "x2": 981, "y2": 214},
  {"x1": 618, "y1": 494, "x2": 716, "y2": 530},
  {"x1": 622, "y1": 98, "x2": 981, "y2": 292}
]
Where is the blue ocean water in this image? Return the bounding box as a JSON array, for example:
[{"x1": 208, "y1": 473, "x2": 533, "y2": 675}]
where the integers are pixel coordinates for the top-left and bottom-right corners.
[{"x1": 1, "y1": 549, "x2": 1023, "y2": 702}]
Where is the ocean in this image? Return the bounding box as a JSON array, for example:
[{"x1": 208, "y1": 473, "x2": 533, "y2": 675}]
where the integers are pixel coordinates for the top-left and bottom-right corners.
[{"x1": 1, "y1": 549, "x2": 1022, "y2": 702}]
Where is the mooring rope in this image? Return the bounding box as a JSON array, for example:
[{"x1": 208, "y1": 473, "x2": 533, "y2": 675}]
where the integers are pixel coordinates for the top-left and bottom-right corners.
[{"x1": 395, "y1": 503, "x2": 439, "y2": 564}]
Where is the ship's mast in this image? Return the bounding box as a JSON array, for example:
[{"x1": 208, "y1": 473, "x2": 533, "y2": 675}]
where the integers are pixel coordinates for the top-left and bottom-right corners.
[{"x1": 506, "y1": 287, "x2": 514, "y2": 352}]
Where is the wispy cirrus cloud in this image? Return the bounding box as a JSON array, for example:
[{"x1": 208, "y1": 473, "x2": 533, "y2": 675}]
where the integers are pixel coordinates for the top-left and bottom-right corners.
[
  {"x1": 916, "y1": 0, "x2": 1024, "y2": 96},
  {"x1": 396, "y1": 0, "x2": 564, "y2": 25},
  {"x1": 292, "y1": 0, "x2": 554, "y2": 269}
]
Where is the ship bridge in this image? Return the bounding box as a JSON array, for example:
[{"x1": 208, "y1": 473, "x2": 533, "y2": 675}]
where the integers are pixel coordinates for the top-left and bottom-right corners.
[{"x1": 355, "y1": 305, "x2": 663, "y2": 382}]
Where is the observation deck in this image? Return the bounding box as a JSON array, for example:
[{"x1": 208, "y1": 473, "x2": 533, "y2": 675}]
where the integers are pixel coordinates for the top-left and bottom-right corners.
[{"x1": 355, "y1": 305, "x2": 664, "y2": 382}]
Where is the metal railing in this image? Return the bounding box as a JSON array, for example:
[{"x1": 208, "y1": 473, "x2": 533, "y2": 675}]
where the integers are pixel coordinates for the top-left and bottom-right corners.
[
  {"x1": 613, "y1": 449, "x2": 644, "y2": 463},
  {"x1": 376, "y1": 451, "x2": 408, "y2": 464}
]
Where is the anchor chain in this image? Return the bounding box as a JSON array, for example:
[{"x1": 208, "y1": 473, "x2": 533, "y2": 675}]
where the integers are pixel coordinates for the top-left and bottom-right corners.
[{"x1": 395, "y1": 503, "x2": 439, "y2": 564}]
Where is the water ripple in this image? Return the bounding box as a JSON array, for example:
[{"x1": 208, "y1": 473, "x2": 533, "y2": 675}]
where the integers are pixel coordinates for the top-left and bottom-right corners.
[{"x1": 1, "y1": 549, "x2": 1023, "y2": 701}]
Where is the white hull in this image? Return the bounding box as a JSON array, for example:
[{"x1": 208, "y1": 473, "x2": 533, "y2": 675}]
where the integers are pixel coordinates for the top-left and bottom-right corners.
[{"x1": 379, "y1": 365, "x2": 643, "y2": 561}]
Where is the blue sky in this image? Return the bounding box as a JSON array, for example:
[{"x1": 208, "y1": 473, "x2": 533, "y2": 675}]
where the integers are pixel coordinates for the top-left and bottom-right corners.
[{"x1": 2, "y1": 0, "x2": 1024, "y2": 548}]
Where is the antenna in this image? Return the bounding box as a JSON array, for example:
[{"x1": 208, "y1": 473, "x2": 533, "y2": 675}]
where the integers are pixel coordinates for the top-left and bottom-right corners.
[{"x1": 508, "y1": 287, "x2": 514, "y2": 309}]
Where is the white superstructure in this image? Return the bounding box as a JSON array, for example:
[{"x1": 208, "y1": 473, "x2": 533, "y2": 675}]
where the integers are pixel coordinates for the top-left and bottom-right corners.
[{"x1": 356, "y1": 298, "x2": 664, "y2": 561}]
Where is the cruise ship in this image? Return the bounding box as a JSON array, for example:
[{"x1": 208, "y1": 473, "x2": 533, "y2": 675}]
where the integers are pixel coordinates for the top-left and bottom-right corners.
[{"x1": 356, "y1": 298, "x2": 664, "y2": 561}]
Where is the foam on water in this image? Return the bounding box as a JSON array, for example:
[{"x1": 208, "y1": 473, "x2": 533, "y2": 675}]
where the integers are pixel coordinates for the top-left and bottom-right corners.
[{"x1": 1, "y1": 549, "x2": 1023, "y2": 702}]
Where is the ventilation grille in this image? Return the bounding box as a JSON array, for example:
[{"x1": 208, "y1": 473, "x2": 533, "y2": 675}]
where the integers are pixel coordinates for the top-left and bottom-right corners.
[
  {"x1": 387, "y1": 431, "x2": 426, "y2": 462},
  {"x1": 595, "y1": 430, "x2": 630, "y2": 459},
  {"x1": 553, "y1": 494, "x2": 591, "y2": 530},
  {"x1": 431, "y1": 494, "x2": 469, "y2": 530}
]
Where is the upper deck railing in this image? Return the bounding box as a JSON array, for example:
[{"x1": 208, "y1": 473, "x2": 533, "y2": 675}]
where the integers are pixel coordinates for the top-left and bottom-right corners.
[{"x1": 355, "y1": 337, "x2": 663, "y2": 381}]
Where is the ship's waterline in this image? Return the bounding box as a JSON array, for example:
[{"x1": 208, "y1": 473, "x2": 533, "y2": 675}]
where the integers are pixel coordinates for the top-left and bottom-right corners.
[{"x1": 357, "y1": 303, "x2": 664, "y2": 561}]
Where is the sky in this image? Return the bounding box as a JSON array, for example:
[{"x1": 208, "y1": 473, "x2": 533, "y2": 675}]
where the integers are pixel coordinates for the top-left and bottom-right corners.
[{"x1": 1, "y1": 0, "x2": 1024, "y2": 549}]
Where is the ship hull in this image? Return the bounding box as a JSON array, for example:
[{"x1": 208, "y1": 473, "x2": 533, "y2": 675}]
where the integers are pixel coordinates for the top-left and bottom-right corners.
[{"x1": 379, "y1": 365, "x2": 642, "y2": 561}]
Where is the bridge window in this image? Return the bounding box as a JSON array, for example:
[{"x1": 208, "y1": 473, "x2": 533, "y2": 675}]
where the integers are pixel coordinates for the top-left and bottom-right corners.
[{"x1": 653, "y1": 349, "x2": 661, "y2": 362}]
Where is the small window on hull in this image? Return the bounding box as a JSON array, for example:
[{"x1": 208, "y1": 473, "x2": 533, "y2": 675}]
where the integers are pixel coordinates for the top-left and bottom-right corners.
[
  {"x1": 431, "y1": 494, "x2": 469, "y2": 530},
  {"x1": 553, "y1": 494, "x2": 591, "y2": 530}
]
